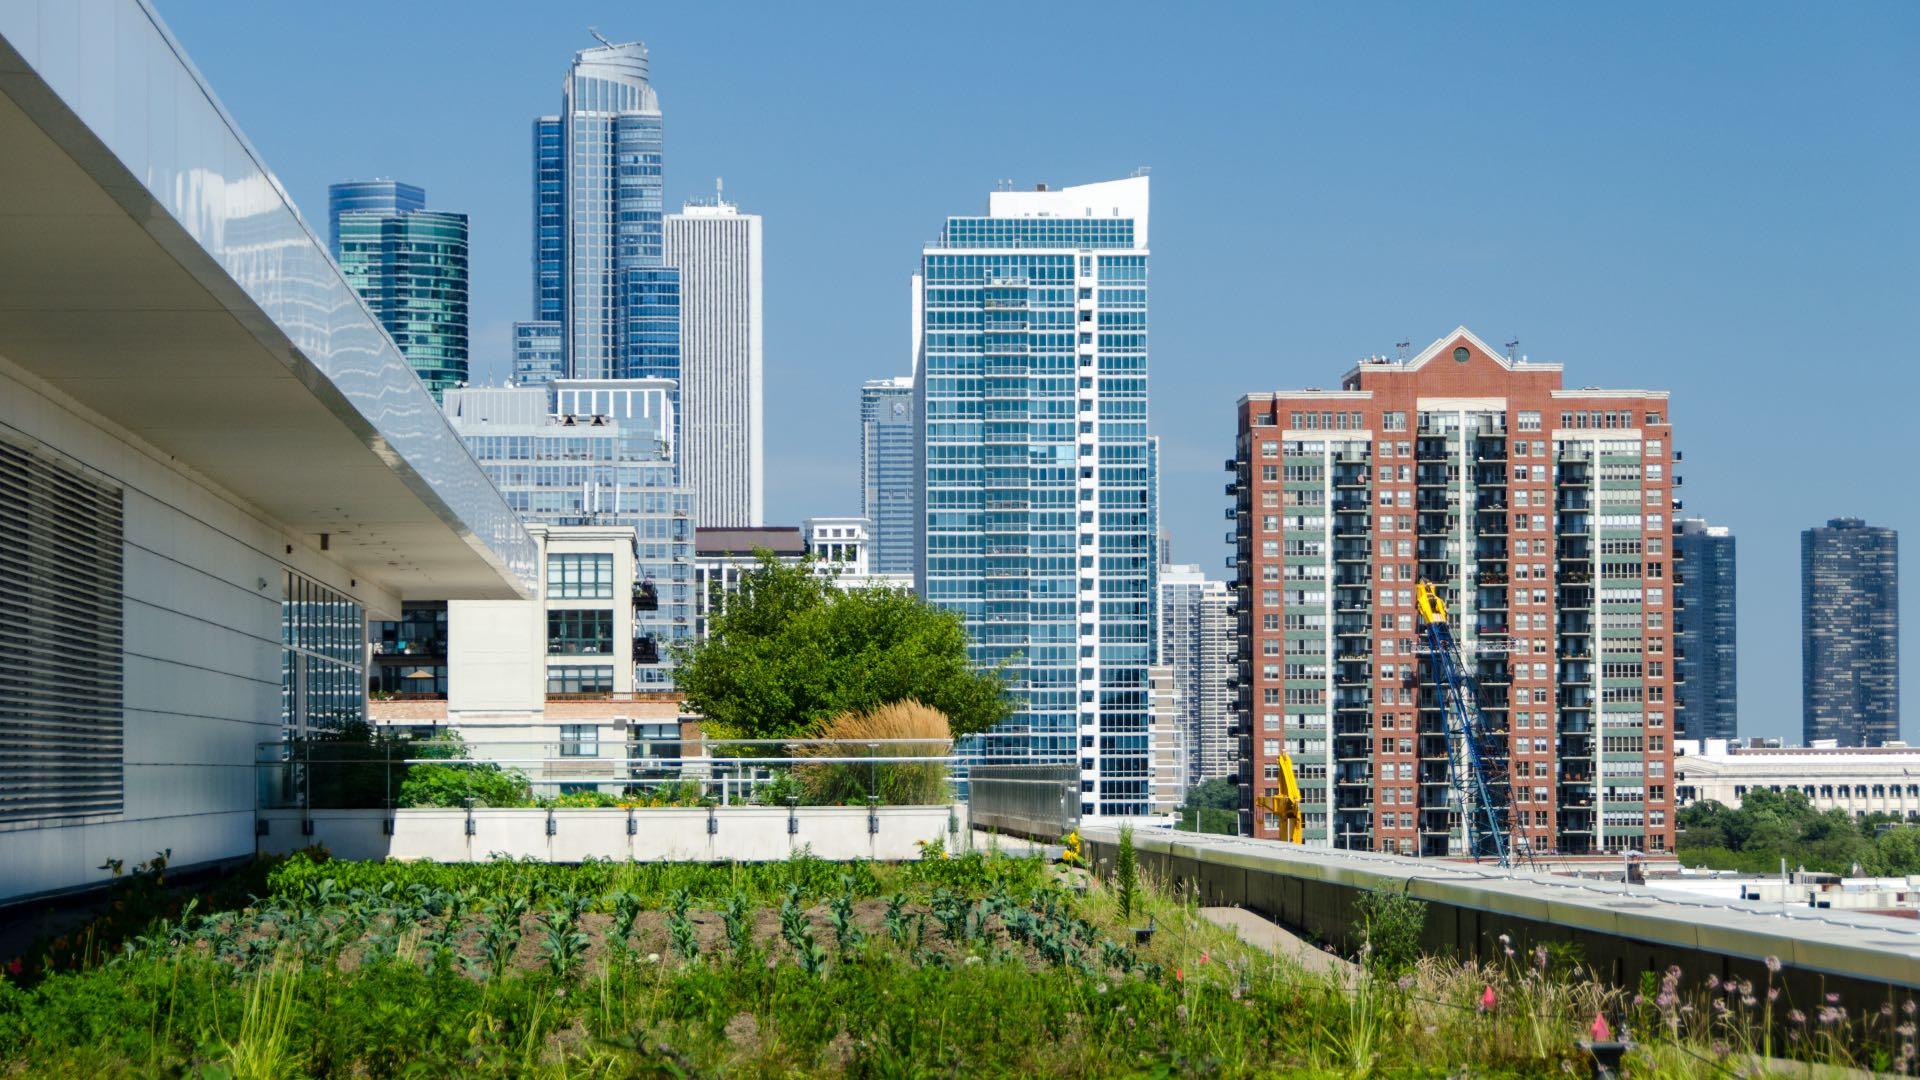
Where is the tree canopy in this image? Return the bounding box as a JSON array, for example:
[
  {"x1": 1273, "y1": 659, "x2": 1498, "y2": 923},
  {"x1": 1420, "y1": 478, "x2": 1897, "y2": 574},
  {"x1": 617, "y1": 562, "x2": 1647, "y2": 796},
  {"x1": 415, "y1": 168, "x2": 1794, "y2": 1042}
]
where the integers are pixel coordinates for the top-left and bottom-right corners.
[
  {"x1": 669, "y1": 554, "x2": 1012, "y2": 740},
  {"x1": 1182, "y1": 777, "x2": 1239, "y2": 811},
  {"x1": 1677, "y1": 788, "x2": 1920, "y2": 876}
]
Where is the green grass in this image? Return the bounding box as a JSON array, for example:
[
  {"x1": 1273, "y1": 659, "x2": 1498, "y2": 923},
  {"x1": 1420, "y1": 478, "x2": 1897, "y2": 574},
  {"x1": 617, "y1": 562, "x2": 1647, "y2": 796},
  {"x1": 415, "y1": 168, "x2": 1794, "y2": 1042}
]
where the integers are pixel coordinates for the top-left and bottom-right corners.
[{"x1": 0, "y1": 850, "x2": 1908, "y2": 1077}]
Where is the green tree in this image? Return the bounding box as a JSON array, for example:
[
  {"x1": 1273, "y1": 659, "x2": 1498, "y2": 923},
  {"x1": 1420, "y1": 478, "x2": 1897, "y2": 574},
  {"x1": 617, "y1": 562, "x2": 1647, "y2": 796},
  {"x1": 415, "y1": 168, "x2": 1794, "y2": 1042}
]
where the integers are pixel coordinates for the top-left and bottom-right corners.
[
  {"x1": 1184, "y1": 778, "x2": 1238, "y2": 811},
  {"x1": 670, "y1": 553, "x2": 1012, "y2": 739}
]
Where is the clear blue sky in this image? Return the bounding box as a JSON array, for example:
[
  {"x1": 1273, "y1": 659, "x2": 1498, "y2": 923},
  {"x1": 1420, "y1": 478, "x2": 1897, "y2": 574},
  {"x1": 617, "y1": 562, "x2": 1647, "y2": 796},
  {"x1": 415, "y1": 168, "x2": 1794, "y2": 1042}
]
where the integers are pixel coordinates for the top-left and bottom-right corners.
[{"x1": 157, "y1": 2, "x2": 1917, "y2": 743}]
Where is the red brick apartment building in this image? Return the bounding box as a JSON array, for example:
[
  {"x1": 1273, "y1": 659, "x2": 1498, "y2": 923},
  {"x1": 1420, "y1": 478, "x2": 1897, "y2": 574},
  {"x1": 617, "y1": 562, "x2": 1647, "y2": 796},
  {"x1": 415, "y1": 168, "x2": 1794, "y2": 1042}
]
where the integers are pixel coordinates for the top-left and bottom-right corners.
[{"x1": 1230, "y1": 328, "x2": 1678, "y2": 857}]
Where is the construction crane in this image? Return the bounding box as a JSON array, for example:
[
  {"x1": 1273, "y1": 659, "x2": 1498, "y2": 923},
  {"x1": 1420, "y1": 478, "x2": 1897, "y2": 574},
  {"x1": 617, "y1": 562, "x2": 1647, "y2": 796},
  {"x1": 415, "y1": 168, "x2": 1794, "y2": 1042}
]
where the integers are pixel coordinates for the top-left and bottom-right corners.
[
  {"x1": 1254, "y1": 747, "x2": 1304, "y2": 843},
  {"x1": 1415, "y1": 581, "x2": 1517, "y2": 867}
]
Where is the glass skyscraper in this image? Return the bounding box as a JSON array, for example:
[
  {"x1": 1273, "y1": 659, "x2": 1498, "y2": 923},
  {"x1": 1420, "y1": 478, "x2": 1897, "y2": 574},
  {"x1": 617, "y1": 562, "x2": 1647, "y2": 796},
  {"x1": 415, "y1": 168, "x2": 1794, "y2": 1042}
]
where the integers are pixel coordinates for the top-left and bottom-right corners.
[
  {"x1": 1674, "y1": 518, "x2": 1737, "y2": 740},
  {"x1": 513, "y1": 320, "x2": 564, "y2": 386},
  {"x1": 916, "y1": 176, "x2": 1156, "y2": 817},
  {"x1": 861, "y1": 375, "x2": 915, "y2": 574},
  {"x1": 1802, "y1": 517, "x2": 1899, "y2": 746},
  {"x1": 443, "y1": 380, "x2": 694, "y2": 687},
  {"x1": 330, "y1": 181, "x2": 468, "y2": 400},
  {"x1": 524, "y1": 37, "x2": 683, "y2": 449},
  {"x1": 327, "y1": 179, "x2": 422, "y2": 260}
]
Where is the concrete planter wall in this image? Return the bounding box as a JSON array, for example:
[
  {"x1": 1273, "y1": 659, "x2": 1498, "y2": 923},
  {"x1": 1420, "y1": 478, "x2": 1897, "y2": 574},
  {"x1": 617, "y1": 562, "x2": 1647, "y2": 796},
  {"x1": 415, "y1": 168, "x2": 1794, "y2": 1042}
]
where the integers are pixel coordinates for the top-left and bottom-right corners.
[{"x1": 258, "y1": 804, "x2": 966, "y2": 863}]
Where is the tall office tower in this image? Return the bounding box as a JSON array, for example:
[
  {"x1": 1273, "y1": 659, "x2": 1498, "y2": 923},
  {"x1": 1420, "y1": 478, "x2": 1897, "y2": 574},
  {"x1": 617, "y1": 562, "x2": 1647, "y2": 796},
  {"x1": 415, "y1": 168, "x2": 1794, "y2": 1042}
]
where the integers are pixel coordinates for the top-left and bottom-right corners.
[
  {"x1": 1158, "y1": 565, "x2": 1236, "y2": 787},
  {"x1": 512, "y1": 320, "x2": 564, "y2": 386},
  {"x1": 531, "y1": 118, "x2": 564, "y2": 324},
  {"x1": 327, "y1": 179, "x2": 423, "y2": 260},
  {"x1": 330, "y1": 182, "x2": 468, "y2": 400},
  {"x1": 665, "y1": 193, "x2": 764, "y2": 525},
  {"x1": 916, "y1": 175, "x2": 1154, "y2": 816},
  {"x1": 1232, "y1": 328, "x2": 1679, "y2": 856},
  {"x1": 1802, "y1": 518, "x2": 1899, "y2": 746},
  {"x1": 860, "y1": 376, "x2": 915, "y2": 575},
  {"x1": 1674, "y1": 518, "x2": 1737, "y2": 740},
  {"x1": 524, "y1": 34, "x2": 682, "y2": 450},
  {"x1": 443, "y1": 380, "x2": 695, "y2": 686}
]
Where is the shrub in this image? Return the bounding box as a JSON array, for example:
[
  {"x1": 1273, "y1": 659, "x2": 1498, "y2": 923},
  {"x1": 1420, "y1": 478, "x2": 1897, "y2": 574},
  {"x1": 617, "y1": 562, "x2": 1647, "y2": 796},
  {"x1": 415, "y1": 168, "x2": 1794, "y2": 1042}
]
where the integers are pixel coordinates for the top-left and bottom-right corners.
[
  {"x1": 1354, "y1": 885, "x2": 1427, "y2": 976},
  {"x1": 397, "y1": 763, "x2": 532, "y2": 808},
  {"x1": 1115, "y1": 825, "x2": 1139, "y2": 920},
  {"x1": 795, "y1": 700, "x2": 952, "y2": 806}
]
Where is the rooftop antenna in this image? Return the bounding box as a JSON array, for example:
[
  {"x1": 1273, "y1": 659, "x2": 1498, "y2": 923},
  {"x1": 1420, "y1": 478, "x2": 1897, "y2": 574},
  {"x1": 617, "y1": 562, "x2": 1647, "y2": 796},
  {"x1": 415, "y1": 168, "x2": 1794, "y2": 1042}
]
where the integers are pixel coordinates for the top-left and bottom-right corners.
[
  {"x1": 588, "y1": 27, "x2": 614, "y2": 47},
  {"x1": 1505, "y1": 339, "x2": 1520, "y2": 362},
  {"x1": 715, "y1": 176, "x2": 724, "y2": 204},
  {"x1": 1395, "y1": 340, "x2": 1410, "y2": 361}
]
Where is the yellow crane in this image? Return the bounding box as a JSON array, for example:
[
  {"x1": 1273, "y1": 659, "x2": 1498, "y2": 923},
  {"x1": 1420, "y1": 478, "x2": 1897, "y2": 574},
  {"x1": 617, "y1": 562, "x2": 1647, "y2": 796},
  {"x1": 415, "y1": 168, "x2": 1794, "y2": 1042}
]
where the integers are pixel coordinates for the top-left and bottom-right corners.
[{"x1": 1254, "y1": 747, "x2": 1305, "y2": 843}]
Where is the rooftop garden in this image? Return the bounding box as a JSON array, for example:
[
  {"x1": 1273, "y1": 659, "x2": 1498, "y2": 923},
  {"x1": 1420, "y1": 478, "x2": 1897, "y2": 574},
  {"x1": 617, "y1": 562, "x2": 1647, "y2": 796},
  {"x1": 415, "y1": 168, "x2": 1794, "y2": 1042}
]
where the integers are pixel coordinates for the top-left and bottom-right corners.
[{"x1": 2, "y1": 837, "x2": 1908, "y2": 1077}]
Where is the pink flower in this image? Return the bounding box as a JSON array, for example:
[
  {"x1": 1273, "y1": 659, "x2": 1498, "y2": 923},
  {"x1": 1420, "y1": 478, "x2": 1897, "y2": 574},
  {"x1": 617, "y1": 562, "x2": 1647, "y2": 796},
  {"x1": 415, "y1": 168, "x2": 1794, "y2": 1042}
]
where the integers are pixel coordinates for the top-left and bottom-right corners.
[
  {"x1": 1590, "y1": 1012, "x2": 1612, "y2": 1041},
  {"x1": 1480, "y1": 985, "x2": 1497, "y2": 1012},
  {"x1": 1175, "y1": 966, "x2": 1184, "y2": 984},
  {"x1": 3, "y1": 957, "x2": 18, "y2": 976},
  {"x1": 1199, "y1": 950, "x2": 1210, "y2": 965}
]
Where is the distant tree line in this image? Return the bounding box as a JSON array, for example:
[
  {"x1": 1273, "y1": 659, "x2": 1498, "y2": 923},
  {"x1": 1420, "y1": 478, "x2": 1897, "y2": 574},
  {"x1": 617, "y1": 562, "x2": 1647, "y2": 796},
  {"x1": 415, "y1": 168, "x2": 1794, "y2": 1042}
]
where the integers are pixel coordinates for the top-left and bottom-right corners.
[{"x1": 1677, "y1": 788, "x2": 1920, "y2": 876}]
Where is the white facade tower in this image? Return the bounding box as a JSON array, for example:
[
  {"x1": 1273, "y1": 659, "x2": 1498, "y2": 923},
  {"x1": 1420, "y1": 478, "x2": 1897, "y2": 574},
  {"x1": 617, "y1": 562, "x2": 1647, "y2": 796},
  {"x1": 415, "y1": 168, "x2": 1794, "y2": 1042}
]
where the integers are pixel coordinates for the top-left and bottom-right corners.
[{"x1": 665, "y1": 193, "x2": 764, "y2": 526}]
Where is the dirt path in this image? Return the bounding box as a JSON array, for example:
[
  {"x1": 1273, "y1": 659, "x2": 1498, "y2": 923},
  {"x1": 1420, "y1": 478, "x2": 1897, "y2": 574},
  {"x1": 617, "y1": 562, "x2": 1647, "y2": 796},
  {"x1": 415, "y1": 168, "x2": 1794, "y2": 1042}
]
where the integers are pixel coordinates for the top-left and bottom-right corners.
[{"x1": 1199, "y1": 907, "x2": 1355, "y2": 976}]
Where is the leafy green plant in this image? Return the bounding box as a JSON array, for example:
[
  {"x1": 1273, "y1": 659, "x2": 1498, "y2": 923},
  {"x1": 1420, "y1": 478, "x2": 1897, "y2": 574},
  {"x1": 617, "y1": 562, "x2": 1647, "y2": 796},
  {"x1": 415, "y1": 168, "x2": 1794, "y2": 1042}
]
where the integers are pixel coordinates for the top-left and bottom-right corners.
[
  {"x1": 827, "y1": 889, "x2": 865, "y2": 956},
  {"x1": 535, "y1": 908, "x2": 588, "y2": 981},
  {"x1": 1354, "y1": 885, "x2": 1427, "y2": 976},
  {"x1": 719, "y1": 893, "x2": 755, "y2": 961}
]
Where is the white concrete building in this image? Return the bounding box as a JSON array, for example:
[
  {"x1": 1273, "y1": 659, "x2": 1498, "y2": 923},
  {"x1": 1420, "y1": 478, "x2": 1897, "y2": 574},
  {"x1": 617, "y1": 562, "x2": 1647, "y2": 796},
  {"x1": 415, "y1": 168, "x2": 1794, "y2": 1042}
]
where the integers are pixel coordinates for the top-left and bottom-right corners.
[
  {"x1": 665, "y1": 195, "x2": 764, "y2": 527},
  {"x1": 804, "y1": 516, "x2": 914, "y2": 591},
  {"x1": 1673, "y1": 739, "x2": 1920, "y2": 819},
  {"x1": 1148, "y1": 665, "x2": 1187, "y2": 814},
  {"x1": 0, "y1": 2, "x2": 535, "y2": 904},
  {"x1": 375, "y1": 524, "x2": 686, "y2": 796},
  {"x1": 1157, "y1": 564, "x2": 1235, "y2": 788}
]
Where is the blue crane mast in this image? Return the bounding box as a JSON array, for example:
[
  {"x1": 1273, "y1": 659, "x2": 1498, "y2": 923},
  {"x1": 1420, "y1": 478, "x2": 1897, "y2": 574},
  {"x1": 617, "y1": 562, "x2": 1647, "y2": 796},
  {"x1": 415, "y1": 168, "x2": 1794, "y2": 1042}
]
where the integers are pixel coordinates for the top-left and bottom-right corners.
[{"x1": 1415, "y1": 581, "x2": 1517, "y2": 867}]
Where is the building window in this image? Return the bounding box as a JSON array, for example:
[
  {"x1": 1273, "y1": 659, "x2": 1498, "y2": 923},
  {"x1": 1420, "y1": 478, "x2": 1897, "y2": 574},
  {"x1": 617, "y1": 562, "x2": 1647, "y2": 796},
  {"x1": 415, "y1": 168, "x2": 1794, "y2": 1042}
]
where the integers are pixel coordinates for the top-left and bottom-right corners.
[
  {"x1": 0, "y1": 432, "x2": 127, "y2": 823},
  {"x1": 548, "y1": 553, "x2": 614, "y2": 599},
  {"x1": 547, "y1": 666, "x2": 613, "y2": 695},
  {"x1": 547, "y1": 609, "x2": 614, "y2": 655},
  {"x1": 560, "y1": 724, "x2": 599, "y2": 757}
]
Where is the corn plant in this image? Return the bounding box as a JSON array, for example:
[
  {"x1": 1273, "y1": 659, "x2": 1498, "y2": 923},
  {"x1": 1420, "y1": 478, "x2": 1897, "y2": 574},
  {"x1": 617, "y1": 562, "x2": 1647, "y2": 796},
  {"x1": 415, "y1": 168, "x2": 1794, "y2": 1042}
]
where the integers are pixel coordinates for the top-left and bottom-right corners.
[
  {"x1": 536, "y1": 908, "x2": 589, "y2": 981},
  {"x1": 883, "y1": 893, "x2": 911, "y2": 946},
  {"x1": 477, "y1": 896, "x2": 527, "y2": 979},
  {"x1": 608, "y1": 889, "x2": 643, "y2": 952},
  {"x1": 719, "y1": 892, "x2": 755, "y2": 961},
  {"x1": 666, "y1": 909, "x2": 699, "y2": 964},
  {"x1": 826, "y1": 891, "x2": 864, "y2": 957}
]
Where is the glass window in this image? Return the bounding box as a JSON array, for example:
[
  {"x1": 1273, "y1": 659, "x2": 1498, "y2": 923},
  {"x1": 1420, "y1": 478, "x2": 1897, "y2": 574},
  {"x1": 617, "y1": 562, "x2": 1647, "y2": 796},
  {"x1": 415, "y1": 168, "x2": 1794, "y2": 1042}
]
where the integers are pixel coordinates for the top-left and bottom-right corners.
[
  {"x1": 547, "y1": 609, "x2": 614, "y2": 655},
  {"x1": 560, "y1": 724, "x2": 598, "y2": 757},
  {"x1": 548, "y1": 553, "x2": 614, "y2": 598},
  {"x1": 547, "y1": 666, "x2": 613, "y2": 695}
]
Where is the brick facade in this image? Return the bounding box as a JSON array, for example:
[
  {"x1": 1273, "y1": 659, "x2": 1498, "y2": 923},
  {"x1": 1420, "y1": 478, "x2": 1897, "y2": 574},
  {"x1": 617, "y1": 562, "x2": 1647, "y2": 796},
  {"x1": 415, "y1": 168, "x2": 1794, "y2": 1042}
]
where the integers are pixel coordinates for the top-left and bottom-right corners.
[{"x1": 1231, "y1": 328, "x2": 1676, "y2": 858}]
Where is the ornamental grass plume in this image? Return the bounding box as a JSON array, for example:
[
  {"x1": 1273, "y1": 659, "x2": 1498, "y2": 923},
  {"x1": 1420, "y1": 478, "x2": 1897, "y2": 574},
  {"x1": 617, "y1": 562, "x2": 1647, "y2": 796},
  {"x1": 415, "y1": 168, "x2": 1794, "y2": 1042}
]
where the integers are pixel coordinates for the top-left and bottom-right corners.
[{"x1": 794, "y1": 701, "x2": 952, "y2": 806}]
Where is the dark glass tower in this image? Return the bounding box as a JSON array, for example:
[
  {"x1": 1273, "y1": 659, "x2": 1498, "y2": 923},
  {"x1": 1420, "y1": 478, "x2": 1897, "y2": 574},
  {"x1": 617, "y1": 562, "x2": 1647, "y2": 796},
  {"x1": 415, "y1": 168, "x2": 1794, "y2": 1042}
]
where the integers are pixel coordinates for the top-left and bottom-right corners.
[
  {"x1": 1674, "y1": 518, "x2": 1737, "y2": 739},
  {"x1": 860, "y1": 376, "x2": 914, "y2": 575},
  {"x1": 327, "y1": 179, "x2": 423, "y2": 260},
  {"x1": 334, "y1": 201, "x2": 470, "y2": 400},
  {"x1": 1802, "y1": 518, "x2": 1899, "y2": 746}
]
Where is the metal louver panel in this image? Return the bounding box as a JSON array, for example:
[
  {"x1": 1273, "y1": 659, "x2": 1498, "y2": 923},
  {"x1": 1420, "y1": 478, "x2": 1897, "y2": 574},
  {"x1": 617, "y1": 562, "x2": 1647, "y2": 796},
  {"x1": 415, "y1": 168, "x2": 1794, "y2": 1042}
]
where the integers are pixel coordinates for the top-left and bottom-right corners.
[{"x1": 0, "y1": 432, "x2": 125, "y2": 823}]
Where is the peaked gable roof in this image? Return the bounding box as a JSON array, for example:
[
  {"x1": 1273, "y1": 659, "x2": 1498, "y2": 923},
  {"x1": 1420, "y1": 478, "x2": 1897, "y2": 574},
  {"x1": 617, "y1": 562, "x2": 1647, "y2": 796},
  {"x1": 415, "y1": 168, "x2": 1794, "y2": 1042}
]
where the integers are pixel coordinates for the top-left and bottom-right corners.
[{"x1": 1405, "y1": 326, "x2": 1513, "y2": 372}]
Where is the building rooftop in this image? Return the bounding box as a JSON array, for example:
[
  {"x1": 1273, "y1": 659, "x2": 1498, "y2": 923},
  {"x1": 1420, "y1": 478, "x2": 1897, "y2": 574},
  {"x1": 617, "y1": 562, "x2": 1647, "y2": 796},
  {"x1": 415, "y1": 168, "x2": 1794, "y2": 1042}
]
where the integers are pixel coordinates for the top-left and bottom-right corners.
[{"x1": 695, "y1": 526, "x2": 805, "y2": 557}]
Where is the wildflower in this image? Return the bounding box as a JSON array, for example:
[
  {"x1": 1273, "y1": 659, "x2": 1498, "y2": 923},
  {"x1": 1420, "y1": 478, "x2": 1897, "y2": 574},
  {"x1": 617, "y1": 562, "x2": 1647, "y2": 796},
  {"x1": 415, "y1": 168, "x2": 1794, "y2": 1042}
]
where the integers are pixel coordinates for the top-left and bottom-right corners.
[
  {"x1": 1534, "y1": 945, "x2": 1548, "y2": 971},
  {"x1": 964, "y1": 955, "x2": 982, "y2": 966},
  {"x1": 1175, "y1": 966, "x2": 1184, "y2": 984},
  {"x1": 1590, "y1": 1012, "x2": 1612, "y2": 1041},
  {"x1": 1825, "y1": 992, "x2": 1841, "y2": 1005},
  {"x1": 1740, "y1": 995, "x2": 1756, "y2": 1008},
  {"x1": 1498, "y1": 933, "x2": 1511, "y2": 947},
  {"x1": 1398, "y1": 975, "x2": 1415, "y2": 991},
  {"x1": 1096, "y1": 983, "x2": 1108, "y2": 995},
  {"x1": 1883, "y1": 1003, "x2": 1896, "y2": 1017},
  {"x1": 1711, "y1": 998, "x2": 1728, "y2": 1015},
  {"x1": 1198, "y1": 950, "x2": 1210, "y2": 965},
  {"x1": 1896, "y1": 1022, "x2": 1915, "y2": 1038},
  {"x1": 1705, "y1": 974, "x2": 1720, "y2": 991},
  {"x1": 1175, "y1": 1004, "x2": 1189, "y2": 1023},
  {"x1": 647, "y1": 953, "x2": 661, "y2": 964},
  {"x1": 1907, "y1": 1000, "x2": 1917, "y2": 1016},
  {"x1": 1764, "y1": 955, "x2": 1782, "y2": 974},
  {"x1": 1819, "y1": 1006, "x2": 1843, "y2": 1026},
  {"x1": 1710, "y1": 1040, "x2": 1729, "y2": 1058},
  {"x1": 1787, "y1": 1009, "x2": 1806, "y2": 1025},
  {"x1": 1480, "y1": 985, "x2": 1497, "y2": 1012},
  {"x1": 1767, "y1": 987, "x2": 1779, "y2": 1002}
]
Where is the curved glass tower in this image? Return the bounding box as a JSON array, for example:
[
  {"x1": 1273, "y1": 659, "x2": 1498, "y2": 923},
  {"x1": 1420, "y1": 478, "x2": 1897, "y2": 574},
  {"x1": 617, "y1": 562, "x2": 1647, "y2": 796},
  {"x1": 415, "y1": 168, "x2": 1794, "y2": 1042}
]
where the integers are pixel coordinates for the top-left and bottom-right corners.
[{"x1": 331, "y1": 184, "x2": 469, "y2": 400}]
